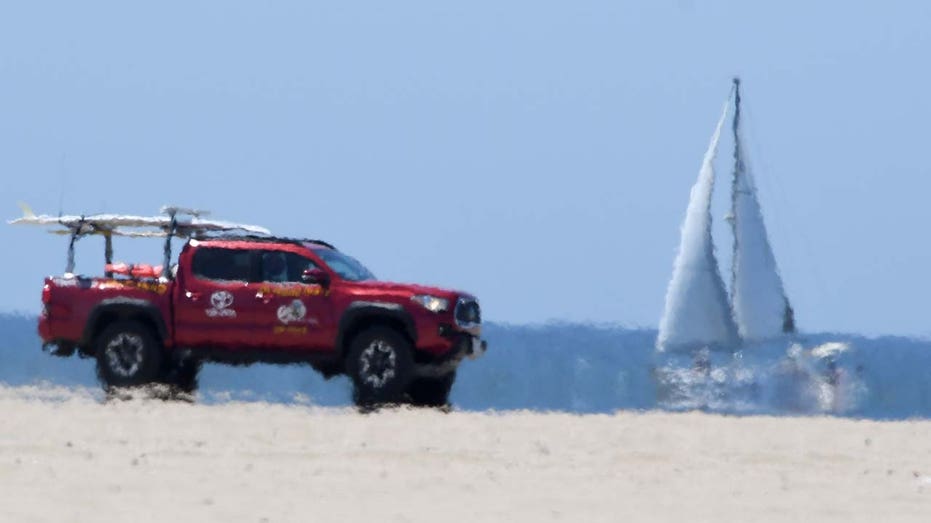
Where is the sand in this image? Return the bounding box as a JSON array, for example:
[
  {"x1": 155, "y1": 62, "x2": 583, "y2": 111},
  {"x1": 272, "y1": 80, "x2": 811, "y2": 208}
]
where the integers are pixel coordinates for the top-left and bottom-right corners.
[{"x1": 0, "y1": 385, "x2": 929, "y2": 522}]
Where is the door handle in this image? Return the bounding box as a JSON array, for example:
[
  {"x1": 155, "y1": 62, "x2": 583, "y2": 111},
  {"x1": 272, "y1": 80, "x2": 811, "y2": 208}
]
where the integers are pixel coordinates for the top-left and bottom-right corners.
[
  {"x1": 186, "y1": 291, "x2": 201, "y2": 302},
  {"x1": 255, "y1": 291, "x2": 272, "y2": 304}
]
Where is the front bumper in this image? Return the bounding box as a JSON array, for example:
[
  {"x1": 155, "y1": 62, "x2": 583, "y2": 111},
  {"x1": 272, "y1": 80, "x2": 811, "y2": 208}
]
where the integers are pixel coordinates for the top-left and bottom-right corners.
[{"x1": 415, "y1": 333, "x2": 487, "y2": 378}]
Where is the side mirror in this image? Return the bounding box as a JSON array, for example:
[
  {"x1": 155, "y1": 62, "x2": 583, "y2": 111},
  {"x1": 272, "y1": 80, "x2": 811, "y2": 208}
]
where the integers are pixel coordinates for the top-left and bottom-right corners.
[{"x1": 302, "y1": 268, "x2": 330, "y2": 287}]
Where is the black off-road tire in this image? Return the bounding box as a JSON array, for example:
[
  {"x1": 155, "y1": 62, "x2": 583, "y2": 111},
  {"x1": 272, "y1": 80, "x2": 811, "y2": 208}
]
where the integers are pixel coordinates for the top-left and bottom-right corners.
[
  {"x1": 159, "y1": 357, "x2": 202, "y2": 395},
  {"x1": 95, "y1": 320, "x2": 164, "y2": 389},
  {"x1": 345, "y1": 326, "x2": 415, "y2": 407},
  {"x1": 407, "y1": 372, "x2": 456, "y2": 408}
]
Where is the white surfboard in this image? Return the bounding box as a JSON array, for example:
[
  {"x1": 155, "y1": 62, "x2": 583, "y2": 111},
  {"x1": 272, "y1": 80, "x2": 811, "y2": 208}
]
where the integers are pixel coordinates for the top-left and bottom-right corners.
[{"x1": 9, "y1": 205, "x2": 270, "y2": 237}]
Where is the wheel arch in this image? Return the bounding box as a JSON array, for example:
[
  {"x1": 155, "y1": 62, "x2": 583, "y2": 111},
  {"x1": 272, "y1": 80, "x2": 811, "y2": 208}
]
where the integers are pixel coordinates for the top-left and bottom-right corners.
[
  {"x1": 336, "y1": 301, "x2": 417, "y2": 358},
  {"x1": 83, "y1": 298, "x2": 168, "y2": 349}
]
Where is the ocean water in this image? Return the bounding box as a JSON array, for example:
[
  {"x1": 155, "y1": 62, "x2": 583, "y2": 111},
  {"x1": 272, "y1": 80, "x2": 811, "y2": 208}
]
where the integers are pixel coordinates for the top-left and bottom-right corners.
[{"x1": 2, "y1": 314, "x2": 929, "y2": 419}]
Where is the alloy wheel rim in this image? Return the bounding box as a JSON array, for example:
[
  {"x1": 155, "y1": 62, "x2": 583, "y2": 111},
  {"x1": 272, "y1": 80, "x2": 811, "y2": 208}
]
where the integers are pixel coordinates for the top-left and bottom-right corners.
[
  {"x1": 105, "y1": 333, "x2": 145, "y2": 378},
  {"x1": 359, "y1": 340, "x2": 397, "y2": 388}
]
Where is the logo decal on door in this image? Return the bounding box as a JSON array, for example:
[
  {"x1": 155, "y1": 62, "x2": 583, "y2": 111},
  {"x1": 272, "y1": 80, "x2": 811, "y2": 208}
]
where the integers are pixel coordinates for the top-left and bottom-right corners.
[
  {"x1": 277, "y1": 299, "x2": 307, "y2": 324},
  {"x1": 206, "y1": 291, "x2": 237, "y2": 318}
]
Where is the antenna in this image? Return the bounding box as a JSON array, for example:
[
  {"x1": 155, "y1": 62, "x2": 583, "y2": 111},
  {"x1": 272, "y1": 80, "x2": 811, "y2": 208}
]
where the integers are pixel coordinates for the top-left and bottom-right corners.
[{"x1": 58, "y1": 153, "x2": 67, "y2": 218}]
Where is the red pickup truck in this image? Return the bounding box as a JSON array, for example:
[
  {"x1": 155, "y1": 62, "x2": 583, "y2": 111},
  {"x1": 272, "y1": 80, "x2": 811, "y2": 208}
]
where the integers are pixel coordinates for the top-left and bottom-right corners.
[{"x1": 20, "y1": 208, "x2": 486, "y2": 407}]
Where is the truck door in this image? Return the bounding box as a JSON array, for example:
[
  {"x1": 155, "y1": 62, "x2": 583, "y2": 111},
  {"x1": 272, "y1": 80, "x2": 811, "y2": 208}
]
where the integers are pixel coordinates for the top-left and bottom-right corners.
[
  {"x1": 253, "y1": 249, "x2": 335, "y2": 351},
  {"x1": 174, "y1": 246, "x2": 263, "y2": 348}
]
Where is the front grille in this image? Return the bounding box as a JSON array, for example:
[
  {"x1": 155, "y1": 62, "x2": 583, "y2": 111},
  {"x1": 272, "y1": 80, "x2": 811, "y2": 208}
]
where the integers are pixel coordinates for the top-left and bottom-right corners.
[{"x1": 455, "y1": 298, "x2": 481, "y2": 327}]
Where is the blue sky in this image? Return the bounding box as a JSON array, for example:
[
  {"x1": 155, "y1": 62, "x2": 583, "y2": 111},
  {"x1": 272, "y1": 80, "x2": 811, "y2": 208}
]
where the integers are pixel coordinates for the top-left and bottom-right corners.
[{"x1": 1, "y1": 2, "x2": 929, "y2": 336}]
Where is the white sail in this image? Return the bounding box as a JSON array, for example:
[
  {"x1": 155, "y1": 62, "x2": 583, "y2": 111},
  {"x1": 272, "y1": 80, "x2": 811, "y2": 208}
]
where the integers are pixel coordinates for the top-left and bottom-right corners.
[
  {"x1": 729, "y1": 81, "x2": 795, "y2": 341},
  {"x1": 657, "y1": 101, "x2": 739, "y2": 352}
]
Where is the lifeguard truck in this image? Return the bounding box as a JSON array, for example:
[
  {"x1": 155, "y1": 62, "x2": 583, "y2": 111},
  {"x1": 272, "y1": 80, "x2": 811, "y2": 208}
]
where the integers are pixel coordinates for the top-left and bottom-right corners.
[{"x1": 12, "y1": 206, "x2": 486, "y2": 407}]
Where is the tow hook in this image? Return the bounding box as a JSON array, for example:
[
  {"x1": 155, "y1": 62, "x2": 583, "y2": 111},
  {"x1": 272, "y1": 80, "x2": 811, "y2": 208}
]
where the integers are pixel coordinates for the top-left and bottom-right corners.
[
  {"x1": 467, "y1": 338, "x2": 488, "y2": 360},
  {"x1": 43, "y1": 343, "x2": 76, "y2": 358}
]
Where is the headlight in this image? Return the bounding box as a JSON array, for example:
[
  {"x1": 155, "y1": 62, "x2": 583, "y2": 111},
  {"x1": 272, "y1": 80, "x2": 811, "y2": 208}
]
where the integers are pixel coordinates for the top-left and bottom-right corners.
[{"x1": 411, "y1": 295, "x2": 449, "y2": 313}]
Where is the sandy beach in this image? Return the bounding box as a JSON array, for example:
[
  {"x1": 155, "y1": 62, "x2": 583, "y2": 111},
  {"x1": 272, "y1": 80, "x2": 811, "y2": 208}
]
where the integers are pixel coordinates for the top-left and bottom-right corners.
[{"x1": 0, "y1": 385, "x2": 929, "y2": 522}]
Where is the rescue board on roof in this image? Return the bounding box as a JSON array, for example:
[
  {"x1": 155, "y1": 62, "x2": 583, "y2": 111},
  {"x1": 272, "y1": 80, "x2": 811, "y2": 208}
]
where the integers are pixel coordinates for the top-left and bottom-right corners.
[{"x1": 8, "y1": 203, "x2": 271, "y2": 237}]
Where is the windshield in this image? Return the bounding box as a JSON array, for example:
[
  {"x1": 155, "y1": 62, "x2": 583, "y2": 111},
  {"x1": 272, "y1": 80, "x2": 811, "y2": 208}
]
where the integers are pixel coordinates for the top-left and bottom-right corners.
[{"x1": 311, "y1": 247, "x2": 376, "y2": 282}]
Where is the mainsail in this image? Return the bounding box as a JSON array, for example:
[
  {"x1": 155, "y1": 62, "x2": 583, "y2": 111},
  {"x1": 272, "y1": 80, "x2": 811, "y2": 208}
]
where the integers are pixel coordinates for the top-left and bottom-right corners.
[
  {"x1": 656, "y1": 101, "x2": 739, "y2": 352},
  {"x1": 728, "y1": 79, "x2": 795, "y2": 340}
]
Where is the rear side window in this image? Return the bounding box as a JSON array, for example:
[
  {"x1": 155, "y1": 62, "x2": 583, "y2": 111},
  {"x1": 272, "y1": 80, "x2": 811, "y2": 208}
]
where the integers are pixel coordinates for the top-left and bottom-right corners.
[{"x1": 192, "y1": 248, "x2": 254, "y2": 282}]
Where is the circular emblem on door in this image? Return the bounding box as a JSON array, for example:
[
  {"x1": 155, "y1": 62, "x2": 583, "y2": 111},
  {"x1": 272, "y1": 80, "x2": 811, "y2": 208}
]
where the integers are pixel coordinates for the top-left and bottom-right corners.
[
  {"x1": 277, "y1": 299, "x2": 307, "y2": 324},
  {"x1": 211, "y1": 291, "x2": 234, "y2": 310}
]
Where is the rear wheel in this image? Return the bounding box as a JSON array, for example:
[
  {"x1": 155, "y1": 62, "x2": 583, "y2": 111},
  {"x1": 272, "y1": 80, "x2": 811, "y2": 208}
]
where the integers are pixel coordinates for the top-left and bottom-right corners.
[
  {"x1": 345, "y1": 327, "x2": 414, "y2": 407},
  {"x1": 95, "y1": 320, "x2": 164, "y2": 389},
  {"x1": 407, "y1": 371, "x2": 456, "y2": 408}
]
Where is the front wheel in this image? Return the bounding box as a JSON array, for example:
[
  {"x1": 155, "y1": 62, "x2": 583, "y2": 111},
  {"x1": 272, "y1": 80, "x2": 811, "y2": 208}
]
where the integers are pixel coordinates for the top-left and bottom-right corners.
[
  {"x1": 345, "y1": 327, "x2": 414, "y2": 407},
  {"x1": 407, "y1": 372, "x2": 456, "y2": 408},
  {"x1": 95, "y1": 321, "x2": 164, "y2": 389},
  {"x1": 159, "y1": 357, "x2": 202, "y2": 395}
]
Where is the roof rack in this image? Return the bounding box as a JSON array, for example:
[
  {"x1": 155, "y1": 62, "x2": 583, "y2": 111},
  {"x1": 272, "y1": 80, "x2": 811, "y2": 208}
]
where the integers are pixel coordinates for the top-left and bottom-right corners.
[
  {"x1": 9, "y1": 204, "x2": 271, "y2": 278},
  {"x1": 196, "y1": 234, "x2": 338, "y2": 251}
]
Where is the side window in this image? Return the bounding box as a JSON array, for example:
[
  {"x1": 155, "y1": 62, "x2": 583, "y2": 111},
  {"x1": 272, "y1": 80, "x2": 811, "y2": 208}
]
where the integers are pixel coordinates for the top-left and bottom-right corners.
[
  {"x1": 192, "y1": 248, "x2": 254, "y2": 282},
  {"x1": 260, "y1": 250, "x2": 318, "y2": 283}
]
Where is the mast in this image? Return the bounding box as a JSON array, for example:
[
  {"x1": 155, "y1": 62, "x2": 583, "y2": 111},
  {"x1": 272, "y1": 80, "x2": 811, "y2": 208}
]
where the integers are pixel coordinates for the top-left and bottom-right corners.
[
  {"x1": 730, "y1": 76, "x2": 743, "y2": 302},
  {"x1": 731, "y1": 77, "x2": 743, "y2": 224}
]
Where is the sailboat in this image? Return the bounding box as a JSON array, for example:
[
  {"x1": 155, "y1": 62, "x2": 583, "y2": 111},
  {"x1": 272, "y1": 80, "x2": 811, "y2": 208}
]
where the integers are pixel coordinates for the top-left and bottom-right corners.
[{"x1": 657, "y1": 78, "x2": 794, "y2": 352}]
